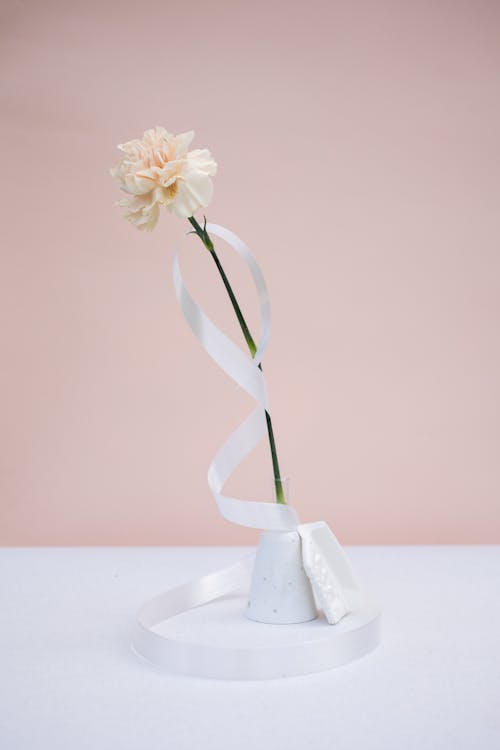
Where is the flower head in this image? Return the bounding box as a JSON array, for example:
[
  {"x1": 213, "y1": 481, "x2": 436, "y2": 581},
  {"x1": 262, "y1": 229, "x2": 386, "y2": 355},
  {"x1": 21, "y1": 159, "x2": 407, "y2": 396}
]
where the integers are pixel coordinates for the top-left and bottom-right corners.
[{"x1": 110, "y1": 127, "x2": 217, "y2": 231}]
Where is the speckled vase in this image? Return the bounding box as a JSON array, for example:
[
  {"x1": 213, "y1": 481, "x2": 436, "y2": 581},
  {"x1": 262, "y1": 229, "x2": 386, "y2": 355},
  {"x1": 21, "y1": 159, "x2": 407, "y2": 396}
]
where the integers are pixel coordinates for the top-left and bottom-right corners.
[{"x1": 245, "y1": 530, "x2": 318, "y2": 624}]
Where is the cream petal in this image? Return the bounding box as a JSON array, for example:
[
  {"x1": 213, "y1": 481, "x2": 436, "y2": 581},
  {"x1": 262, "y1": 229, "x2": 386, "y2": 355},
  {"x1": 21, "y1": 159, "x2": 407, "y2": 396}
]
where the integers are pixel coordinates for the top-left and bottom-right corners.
[
  {"x1": 137, "y1": 165, "x2": 172, "y2": 187},
  {"x1": 173, "y1": 130, "x2": 195, "y2": 159},
  {"x1": 117, "y1": 139, "x2": 141, "y2": 154},
  {"x1": 143, "y1": 126, "x2": 167, "y2": 145},
  {"x1": 122, "y1": 194, "x2": 160, "y2": 231},
  {"x1": 153, "y1": 185, "x2": 170, "y2": 204},
  {"x1": 134, "y1": 202, "x2": 160, "y2": 231},
  {"x1": 166, "y1": 182, "x2": 193, "y2": 217},
  {"x1": 157, "y1": 160, "x2": 182, "y2": 186},
  {"x1": 168, "y1": 171, "x2": 213, "y2": 218},
  {"x1": 122, "y1": 173, "x2": 155, "y2": 195},
  {"x1": 186, "y1": 148, "x2": 217, "y2": 176},
  {"x1": 119, "y1": 193, "x2": 150, "y2": 212},
  {"x1": 152, "y1": 125, "x2": 171, "y2": 139}
]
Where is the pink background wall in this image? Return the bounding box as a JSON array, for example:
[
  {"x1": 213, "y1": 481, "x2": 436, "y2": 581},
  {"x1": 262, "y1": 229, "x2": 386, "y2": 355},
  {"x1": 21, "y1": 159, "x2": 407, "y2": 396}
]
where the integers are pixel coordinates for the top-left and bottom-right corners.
[{"x1": 1, "y1": 0, "x2": 499, "y2": 545}]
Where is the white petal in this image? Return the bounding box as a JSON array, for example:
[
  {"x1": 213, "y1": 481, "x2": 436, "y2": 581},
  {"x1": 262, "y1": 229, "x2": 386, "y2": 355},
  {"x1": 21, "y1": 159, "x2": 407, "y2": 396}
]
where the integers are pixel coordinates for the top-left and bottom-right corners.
[
  {"x1": 174, "y1": 130, "x2": 195, "y2": 158},
  {"x1": 134, "y1": 202, "x2": 160, "y2": 231},
  {"x1": 168, "y1": 171, "x2": 213, "y2": 218},
  {"x1": 121, "y1": 173, "x2": 155, "y2": 195},
  {"x1": 186, "y1": 148, "x2": 217, "y2": 176},
  {"x1": 157, "y1": 160, "x2": 182, "y2": 186},
  {"x1": 120, "y1": 192, "x2": 160, "y2": 231}
]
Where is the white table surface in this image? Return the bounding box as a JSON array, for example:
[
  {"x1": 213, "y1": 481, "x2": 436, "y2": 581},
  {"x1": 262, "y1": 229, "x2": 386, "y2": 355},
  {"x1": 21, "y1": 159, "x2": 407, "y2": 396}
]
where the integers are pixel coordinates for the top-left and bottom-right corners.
[{"x1": 1, "y1": 545, "x2": 499, "y2": 750}]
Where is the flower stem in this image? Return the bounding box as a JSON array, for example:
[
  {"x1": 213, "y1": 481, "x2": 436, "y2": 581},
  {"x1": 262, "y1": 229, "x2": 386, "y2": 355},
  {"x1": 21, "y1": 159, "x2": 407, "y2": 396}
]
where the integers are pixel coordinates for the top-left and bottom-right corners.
[{"x1": 187, "y1": 215, "x2": 286, "y2": 504}]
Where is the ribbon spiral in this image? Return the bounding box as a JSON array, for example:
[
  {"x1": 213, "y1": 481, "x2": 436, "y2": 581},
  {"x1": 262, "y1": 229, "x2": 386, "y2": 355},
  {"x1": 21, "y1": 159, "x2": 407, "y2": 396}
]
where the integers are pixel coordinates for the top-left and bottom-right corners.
[
  {"x1": 173, "y1": 223, "x2": 299, "y2": 531},
  {"x1": 132, "y1": 224, "x2": 380, "y2": 680}
]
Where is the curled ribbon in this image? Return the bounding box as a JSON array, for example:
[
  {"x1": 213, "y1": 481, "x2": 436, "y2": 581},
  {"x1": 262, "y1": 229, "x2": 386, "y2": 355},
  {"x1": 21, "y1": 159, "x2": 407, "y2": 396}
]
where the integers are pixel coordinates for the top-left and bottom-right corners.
[
  {"x1": 132, "y1": 224, "x2": 380, "y2": 679},
  {"x1": 173, "y1": 223, "x2": 298, "y2": 532}
]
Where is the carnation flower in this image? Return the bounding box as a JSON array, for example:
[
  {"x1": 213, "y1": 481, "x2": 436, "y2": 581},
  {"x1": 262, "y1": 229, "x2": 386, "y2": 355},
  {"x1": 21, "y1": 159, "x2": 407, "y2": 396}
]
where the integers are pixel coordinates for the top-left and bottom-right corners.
[{"x1": 110, "y1": 127, "x2": 217, "y2": 231}]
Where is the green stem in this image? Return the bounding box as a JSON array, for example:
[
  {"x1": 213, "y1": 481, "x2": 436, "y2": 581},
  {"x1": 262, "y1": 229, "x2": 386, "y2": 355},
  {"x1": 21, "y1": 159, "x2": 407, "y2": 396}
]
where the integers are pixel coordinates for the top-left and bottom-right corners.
[
  {"x1": 187, "y1": 215, "x2": 286, "y2": 504},
  {"x1": 264, "y1": 408, "x2": 285, "y2": 503}
]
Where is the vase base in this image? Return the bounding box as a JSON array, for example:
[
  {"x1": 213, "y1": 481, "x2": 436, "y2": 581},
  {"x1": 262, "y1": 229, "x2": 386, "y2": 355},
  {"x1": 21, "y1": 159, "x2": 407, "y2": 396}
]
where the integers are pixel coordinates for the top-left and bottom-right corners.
[
  {"x1": 244, "y1": 609, "x2": 318, "y2": 625},
  {"x1": 245, "y1": 530, "x2": 319, "y2": 625}
]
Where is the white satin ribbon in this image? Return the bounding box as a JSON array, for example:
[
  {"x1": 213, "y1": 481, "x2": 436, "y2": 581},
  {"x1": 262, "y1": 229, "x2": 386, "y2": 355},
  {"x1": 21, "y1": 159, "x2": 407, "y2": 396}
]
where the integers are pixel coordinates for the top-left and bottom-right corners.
[
  {"x1": 172, "y1": 224, "x2": 298, "y2": 532},
  {"x1": 132, "y1": 224, "x2": 379, "y2": 679}
]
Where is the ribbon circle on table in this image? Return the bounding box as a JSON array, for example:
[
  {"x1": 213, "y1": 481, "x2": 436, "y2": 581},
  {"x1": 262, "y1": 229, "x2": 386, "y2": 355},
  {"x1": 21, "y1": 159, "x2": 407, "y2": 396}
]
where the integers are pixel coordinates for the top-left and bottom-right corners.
[{"x1": 132, "y1": 224, "x2": 380, "y2": 679}]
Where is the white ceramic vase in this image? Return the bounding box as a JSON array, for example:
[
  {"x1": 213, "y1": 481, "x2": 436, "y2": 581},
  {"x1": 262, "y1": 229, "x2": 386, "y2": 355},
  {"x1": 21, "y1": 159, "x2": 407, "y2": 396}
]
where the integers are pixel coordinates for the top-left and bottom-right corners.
[{"x1": 245, "y1": 530, "x2": 318, "y2": 624}]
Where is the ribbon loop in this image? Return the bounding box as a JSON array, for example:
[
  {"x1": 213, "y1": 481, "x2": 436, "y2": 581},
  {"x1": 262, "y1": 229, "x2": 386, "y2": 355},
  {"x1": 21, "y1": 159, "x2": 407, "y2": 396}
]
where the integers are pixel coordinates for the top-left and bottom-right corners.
[{"x1": 173, "y1": 222, "x2": 299, "y2": 530}]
